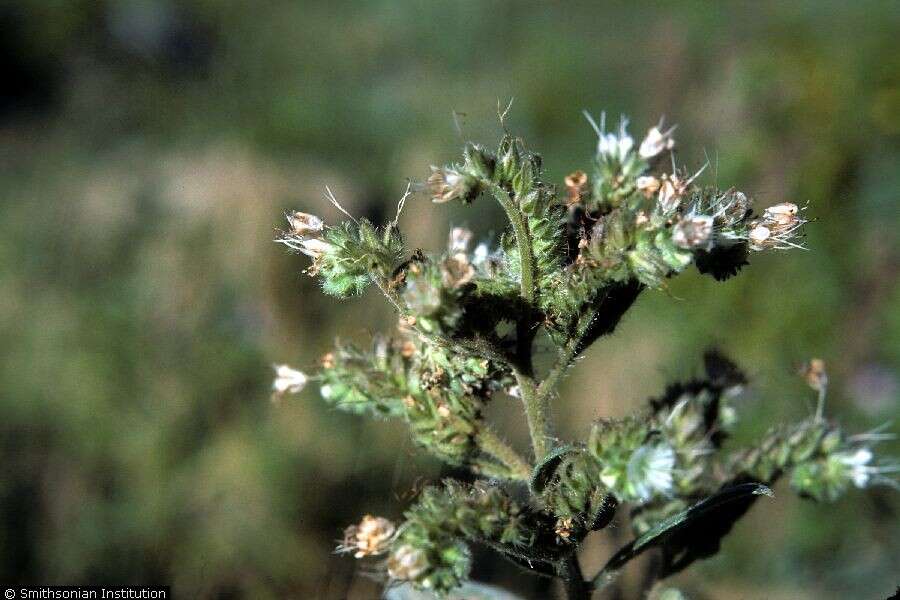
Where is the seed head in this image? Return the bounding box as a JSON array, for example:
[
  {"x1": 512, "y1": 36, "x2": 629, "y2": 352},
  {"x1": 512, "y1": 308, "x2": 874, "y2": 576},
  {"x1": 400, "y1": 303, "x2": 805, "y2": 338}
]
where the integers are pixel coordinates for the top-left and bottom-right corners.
[
  {"x1": 341, "y1": 515, "x2": 396, "y2": 558},
  {"x1": 428, "y1": 167, "x2": 478, "y2": 204},
  {"x1": 286, "y1": 211, "x2": 325, "y2": 236},
  {"x1": 799, "y1": 358, "x2": 828, "y2": 393},
  {"x1": 672, "y1": 215, "x2": 714, "y2": 250},
  {"x1": 636, "y1": 175, "x2": 661, "y2": 198}
]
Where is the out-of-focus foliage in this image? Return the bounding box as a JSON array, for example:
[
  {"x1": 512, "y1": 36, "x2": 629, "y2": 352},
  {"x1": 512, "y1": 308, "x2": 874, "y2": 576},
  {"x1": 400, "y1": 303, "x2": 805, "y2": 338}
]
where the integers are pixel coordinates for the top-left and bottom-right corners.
[{"x1": 0, "y1": 1, "x2": 897, "y2": 598}]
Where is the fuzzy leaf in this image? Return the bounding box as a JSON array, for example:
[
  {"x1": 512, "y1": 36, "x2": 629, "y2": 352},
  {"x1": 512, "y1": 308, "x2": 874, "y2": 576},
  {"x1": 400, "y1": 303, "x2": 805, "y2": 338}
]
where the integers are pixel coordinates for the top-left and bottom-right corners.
[{"x1": 599, "y1": 482, "x2": 773, "y2": 580}]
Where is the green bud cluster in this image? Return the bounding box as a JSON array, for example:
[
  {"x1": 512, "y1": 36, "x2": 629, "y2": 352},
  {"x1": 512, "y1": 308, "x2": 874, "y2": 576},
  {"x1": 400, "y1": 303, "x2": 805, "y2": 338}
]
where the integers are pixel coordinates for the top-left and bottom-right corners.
[
  {"x1": 388, "y1": 481, "x2": 532, "y2": 594},
  {"x1": 729, "y1": 419, "x2": 899, "y2": 502},
  {"x1": 318, "y1": 334, "x2": 506, "y2": 466},
  {"x1": 531, "y1": 446, "x2": 616, "y2": 534},
  {"x1": 318, "y1": 220, "x2": 404, "y2": 297}
]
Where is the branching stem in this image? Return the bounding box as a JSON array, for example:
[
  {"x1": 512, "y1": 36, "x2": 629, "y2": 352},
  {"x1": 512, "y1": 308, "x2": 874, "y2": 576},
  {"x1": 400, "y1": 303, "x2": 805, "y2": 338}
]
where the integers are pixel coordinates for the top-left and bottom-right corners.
[{"x1": 516, "y1": 370, "x2": 553, "y2": 460}]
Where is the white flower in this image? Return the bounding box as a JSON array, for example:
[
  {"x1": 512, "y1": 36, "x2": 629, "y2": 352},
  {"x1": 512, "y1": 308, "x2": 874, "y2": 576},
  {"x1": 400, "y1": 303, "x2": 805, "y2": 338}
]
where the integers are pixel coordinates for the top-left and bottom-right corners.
[
  {"x1": 272, "y1": 364, "x2": 308, "y2": 395},
  {"x1": 387, "y1": 544, "x2": 429, "y2": 581},
  {"x1": 837, "y1": 448, "x2": 874, "y2": 488},
  {"x1": 448, "y1": 227, "x2": 473, "y2": 253},
  {"x1": 639, "y1": 122, "x2": 677, "y2": 159},
  {"x1": 589, "y1": 113, "x2": 634, "y2": 162},
  {"x1": 428, "y1": 167, "x2": 475, "y2": 203},
  {"x1": 472, "y1": 243, "x2": 489, "y2": 266},
  {"x1": 627, "y1": 444, "x2": 676, "y2": 501},
  {"x1": 598, "y1": 132, "x2": 634, "y2": 162}
]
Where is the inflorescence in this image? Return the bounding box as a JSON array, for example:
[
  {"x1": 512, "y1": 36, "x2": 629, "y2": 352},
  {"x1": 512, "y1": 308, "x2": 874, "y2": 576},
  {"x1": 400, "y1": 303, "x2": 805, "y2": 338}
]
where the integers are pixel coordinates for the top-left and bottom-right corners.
[{"x1": 272, "y1": 112, "x2": 895, "y2": 598}]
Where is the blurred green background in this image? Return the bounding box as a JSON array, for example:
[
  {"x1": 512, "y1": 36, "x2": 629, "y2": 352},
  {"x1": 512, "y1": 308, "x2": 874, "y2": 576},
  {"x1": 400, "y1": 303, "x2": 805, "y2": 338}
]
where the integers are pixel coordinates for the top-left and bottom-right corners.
[{"x1": 1, "y1": 1, "x2": 898, "y2": 598}]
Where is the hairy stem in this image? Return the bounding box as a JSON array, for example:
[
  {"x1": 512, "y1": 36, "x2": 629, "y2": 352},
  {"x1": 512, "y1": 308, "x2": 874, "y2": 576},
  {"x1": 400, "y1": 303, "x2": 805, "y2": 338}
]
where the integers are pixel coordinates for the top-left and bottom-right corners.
[
  {"x1": 475, "y1": 428, "x2": 532, "y2": 481},
  {"x1": 536, "y1": 307, "x2": 599, "y2": 403},
  {"x1": 490, "y1": 184, "x2": 536, "y2": 304},
  {"x1": 516, "y1": 371, "x2": 553, "y2": 460}
]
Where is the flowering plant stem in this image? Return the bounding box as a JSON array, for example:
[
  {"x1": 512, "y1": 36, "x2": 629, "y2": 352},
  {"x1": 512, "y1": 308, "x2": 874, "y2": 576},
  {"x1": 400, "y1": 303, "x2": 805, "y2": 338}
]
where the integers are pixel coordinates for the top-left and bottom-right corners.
[
  {"x1": 277, "y1": 114, "x2": 896, "y2": 599},
  {"x1": 489, "y1": 184, "x2": 536, "y2": 304}
]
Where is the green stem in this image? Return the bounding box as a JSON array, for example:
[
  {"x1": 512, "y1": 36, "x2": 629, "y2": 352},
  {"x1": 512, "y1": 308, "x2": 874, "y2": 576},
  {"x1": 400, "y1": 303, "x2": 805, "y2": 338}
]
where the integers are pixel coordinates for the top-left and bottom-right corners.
[
  {"x1": 489, "y1": 184, "x2": 536, "y2": 303},
  {"x1": 535, "y1": 307, "x2": 598, "y2": 405},
  {"x1": 475, "y1": 428, "x2": 532, "y2": 481},
  {"x1": 517, "y1": 371, "x2": 553, "y2": 460}
]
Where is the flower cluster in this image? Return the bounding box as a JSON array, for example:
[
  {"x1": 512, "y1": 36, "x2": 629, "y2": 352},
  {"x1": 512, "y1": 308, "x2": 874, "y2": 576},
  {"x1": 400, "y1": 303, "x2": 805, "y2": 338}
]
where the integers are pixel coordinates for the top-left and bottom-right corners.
[
  {"x1": 272, "y1": 110, "x2": 894, "y2": 599},
  {"x1": 379, "y1": 481, "x2": 532, "y2": 592}
]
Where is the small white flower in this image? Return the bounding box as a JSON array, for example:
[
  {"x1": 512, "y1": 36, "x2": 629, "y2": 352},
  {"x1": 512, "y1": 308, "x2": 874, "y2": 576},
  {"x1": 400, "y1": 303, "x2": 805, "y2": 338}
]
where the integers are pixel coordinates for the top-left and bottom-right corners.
[
  {"x1": 448, "y1": 227, "x2": 473, "y2": 253},
  {"x1": 591, "y1": 113, "x2": 634, "y2": 162},
  {"x1": 627, "y1": 444, "x2": 676, "y2": 501},
  {"x1": 272, "y1": 364, "x2": 308, "y2": 395},
  {"x1": 837, "y1": 448, "x2": 874, "y2": 488},
  {"x1": 472, "y1": 243, "x2": 489, "y2": 266},
  {"x1": 639, "y1": 122, "x2": 676, "y2": 159},
  {"x1": 428, "y1": 167, "x2": 475, "y2": 203}
]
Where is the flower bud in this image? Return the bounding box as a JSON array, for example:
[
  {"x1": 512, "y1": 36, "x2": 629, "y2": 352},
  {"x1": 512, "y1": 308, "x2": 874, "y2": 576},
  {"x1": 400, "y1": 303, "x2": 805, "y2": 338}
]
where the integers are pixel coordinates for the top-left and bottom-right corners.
[
  {"x1": 296, "y1": 237, "x2": 334, "y2": 259},
  {"x1": 748, "y1": 224, "x2": 771, "y2": 250},
  {"x1": 565, "y1": 170, "x2": 588, "y2": 204},
  {"x1": 799, "y1": 358, "x2": 828, "y2": 393},
  {"x1": 763, "y1": 202, "x2": 799, "y2": 225}
]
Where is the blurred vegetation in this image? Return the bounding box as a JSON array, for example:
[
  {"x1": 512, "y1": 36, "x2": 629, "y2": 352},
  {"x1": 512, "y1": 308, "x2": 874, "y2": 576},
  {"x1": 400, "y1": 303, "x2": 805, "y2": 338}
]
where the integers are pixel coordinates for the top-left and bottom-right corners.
[{"x1": 0, "y1": 1, "x2": 897, "y2": 598}]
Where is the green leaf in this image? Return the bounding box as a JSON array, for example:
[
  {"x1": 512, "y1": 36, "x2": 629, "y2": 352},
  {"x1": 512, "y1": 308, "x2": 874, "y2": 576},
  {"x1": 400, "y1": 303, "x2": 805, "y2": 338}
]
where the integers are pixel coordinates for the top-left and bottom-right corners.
[
  {"x1": 530, "y1": 444, "x2": 578, "y2": 493},
  {"x1": 595, "y1": 482, "x2": 773, "y2": 588}
]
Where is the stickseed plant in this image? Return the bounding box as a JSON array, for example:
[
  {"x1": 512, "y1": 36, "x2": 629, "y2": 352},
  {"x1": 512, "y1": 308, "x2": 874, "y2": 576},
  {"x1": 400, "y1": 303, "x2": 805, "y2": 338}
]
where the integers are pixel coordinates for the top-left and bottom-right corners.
[{"x1": 273, "y1": 113, "x2": 897, "y2": 599}]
